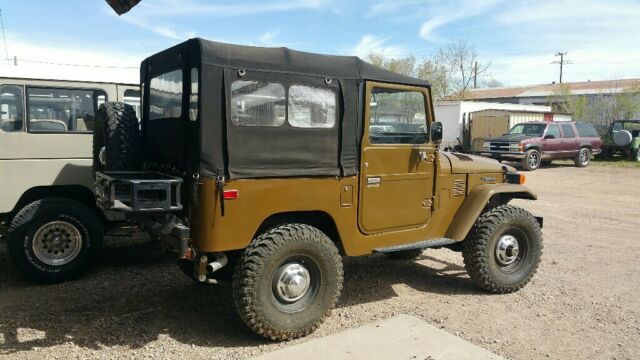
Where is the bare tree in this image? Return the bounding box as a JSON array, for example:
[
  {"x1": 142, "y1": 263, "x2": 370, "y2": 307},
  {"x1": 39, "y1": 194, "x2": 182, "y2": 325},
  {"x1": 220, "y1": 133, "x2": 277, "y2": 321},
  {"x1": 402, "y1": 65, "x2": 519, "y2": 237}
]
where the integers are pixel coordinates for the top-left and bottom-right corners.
[
  {"x1": 415, "y1": 59, "x2": 450, "y2": 100},
  {"x1": 365, "y1": 38, "x2": 496, "y2": 101},
  {"x1": 436, "y1": 39, "x2": 490, "y2": 98}
]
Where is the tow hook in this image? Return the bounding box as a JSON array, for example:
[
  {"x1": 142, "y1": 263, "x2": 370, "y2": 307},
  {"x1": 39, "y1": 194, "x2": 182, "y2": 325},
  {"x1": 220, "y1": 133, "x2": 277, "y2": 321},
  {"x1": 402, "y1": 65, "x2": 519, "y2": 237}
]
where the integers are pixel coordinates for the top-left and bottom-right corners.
[{"x1": 195, "y1": 253, "x2": 228, "y2": 284}]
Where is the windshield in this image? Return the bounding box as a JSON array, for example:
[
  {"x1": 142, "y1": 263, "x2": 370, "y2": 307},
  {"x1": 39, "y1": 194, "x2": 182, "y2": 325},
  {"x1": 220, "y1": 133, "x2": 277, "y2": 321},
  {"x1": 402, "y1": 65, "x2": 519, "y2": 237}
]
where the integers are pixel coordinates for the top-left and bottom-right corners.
[{"x1": 508, "y1": 123, "x2": 547, "y2": 136}]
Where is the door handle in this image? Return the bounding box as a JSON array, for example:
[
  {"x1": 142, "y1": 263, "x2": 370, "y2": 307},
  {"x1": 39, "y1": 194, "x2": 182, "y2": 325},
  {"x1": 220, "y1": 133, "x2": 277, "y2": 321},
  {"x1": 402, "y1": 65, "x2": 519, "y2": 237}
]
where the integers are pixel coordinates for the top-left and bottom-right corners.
[{"x1": 367, "y1": 177, "x2": 381, "y2": 186}]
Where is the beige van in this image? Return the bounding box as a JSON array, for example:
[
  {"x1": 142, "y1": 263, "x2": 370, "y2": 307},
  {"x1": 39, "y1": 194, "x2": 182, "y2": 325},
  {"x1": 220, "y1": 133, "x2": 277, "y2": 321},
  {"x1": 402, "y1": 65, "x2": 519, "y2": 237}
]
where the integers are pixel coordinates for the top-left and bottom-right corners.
[{"x1": 0, "y1": 77, "x2": 139, "y2": 283}]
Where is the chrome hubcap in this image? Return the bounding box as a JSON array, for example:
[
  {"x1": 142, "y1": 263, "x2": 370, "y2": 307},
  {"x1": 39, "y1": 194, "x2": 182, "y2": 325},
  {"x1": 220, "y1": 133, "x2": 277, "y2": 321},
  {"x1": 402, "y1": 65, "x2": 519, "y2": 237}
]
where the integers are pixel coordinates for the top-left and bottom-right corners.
[
  {"x1": 274, "y1": 263, "x2": 311, "y2": 303},
  {"x1": 32, "y1": 221, "x2": 82, "y2": 266},
  {"x1": 528, "y1": 153, "x2": 539, "y2": 168},
  {"x1": 581, "y1": 151, "x2": 589, "y2": 164},
  {"x1": 495, "y1": 235, "x2": 520, "y2": 266}
]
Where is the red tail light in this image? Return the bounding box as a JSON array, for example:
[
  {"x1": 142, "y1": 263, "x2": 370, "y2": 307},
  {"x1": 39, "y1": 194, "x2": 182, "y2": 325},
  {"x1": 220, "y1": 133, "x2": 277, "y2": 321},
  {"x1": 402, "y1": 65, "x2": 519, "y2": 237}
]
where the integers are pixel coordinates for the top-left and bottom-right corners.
[{"x1": 223, "y1": 190, "x2": 239, "y2": 200}]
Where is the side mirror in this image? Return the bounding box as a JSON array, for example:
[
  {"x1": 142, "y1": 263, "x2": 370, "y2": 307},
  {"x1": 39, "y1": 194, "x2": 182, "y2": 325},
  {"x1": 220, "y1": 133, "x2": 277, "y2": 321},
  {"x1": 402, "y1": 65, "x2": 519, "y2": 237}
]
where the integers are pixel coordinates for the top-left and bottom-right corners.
[
  {"x1": 431, "y1": 121, "x2": 443, "y2": 144},
  {"x1": 544, "y1": 134, "x2": 555, "y2": 139}
]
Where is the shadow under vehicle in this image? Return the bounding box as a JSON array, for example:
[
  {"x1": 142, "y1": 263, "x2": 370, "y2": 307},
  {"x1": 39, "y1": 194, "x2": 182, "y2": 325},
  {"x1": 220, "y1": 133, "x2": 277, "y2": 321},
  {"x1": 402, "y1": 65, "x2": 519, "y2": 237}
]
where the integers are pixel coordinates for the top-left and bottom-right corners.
[{"x1": 93, "y1": 38, "x2": 544, "y2": 341}]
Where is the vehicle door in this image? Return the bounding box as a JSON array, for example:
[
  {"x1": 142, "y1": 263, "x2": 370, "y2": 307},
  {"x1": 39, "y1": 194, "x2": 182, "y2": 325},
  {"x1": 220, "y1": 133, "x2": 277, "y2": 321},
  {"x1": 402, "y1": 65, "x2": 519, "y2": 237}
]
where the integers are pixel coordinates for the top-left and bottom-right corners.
[
  {"x1": 358, "y1": 81, "x2": 436, "y2": 234},
  {"x1": 542, "y1": 123, "x2": 563, "y2": 158},
  {"x1": 560, "y1": 123, "x2": 578, "y2": 156}
]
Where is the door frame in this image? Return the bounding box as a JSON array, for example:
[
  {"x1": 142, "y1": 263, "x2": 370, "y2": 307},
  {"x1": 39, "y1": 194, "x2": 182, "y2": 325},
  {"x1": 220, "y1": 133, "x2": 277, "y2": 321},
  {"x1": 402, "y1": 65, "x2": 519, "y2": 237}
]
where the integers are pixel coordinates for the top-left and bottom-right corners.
[{"x1": 357, "y1": 81, "x2": 437, "y2": 235}]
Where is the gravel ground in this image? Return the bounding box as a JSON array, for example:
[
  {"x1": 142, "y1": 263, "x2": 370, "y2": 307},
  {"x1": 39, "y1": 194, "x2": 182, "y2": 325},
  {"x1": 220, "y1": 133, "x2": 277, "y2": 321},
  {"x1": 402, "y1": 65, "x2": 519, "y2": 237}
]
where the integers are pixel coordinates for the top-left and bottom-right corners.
[{"x1": 1, "y1": 163, "x2": 639, "y2": 360}]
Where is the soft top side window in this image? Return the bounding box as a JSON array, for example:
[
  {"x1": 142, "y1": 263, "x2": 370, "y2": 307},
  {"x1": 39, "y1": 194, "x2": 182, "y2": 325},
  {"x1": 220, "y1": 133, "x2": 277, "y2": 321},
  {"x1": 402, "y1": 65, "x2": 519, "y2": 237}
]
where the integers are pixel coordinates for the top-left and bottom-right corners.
[
  {"x1": 149, "y1": 69, "x2": 183, "y2": 120},
  {"x1": 230, "y1": 80, "x2": 286, "y2": 127},
  {"x1": 0, "y1": 85, "x2": 24, "y2": 132},
  {"x1": 288, "y1": 85, "x2": 336, "y2": 129}
]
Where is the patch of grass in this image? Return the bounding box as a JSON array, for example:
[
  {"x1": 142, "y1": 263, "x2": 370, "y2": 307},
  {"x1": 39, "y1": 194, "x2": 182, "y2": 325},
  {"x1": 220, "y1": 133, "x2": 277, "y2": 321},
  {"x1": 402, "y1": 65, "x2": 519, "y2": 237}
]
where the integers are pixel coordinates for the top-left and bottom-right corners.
[
  {"x1": 591, "y1": 158, "x2": 640, "y2": 169},
  {"x1": 553, "y1": 158, "x2": 640, "y2": 169}
]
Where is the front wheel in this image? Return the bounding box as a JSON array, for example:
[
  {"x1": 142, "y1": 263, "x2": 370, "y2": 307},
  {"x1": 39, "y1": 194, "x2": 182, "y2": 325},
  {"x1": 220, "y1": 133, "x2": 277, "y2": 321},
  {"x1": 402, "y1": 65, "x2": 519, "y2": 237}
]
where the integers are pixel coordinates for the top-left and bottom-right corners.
[
  {"x1": 232, "y1": 224, "x2": 343, "y2": 341},
  {"x1": 463, "y1": 205, "x2": 542, "y2": 293},
  {"x1": 521, "y1": 149, "x2": 541, "y2": 171},
  {"x1": 7, "y1": 198, "x2": 103, "y2": 283},
  {"x1": 574, "y1": 148, "x2": 591, "y2": 167}
]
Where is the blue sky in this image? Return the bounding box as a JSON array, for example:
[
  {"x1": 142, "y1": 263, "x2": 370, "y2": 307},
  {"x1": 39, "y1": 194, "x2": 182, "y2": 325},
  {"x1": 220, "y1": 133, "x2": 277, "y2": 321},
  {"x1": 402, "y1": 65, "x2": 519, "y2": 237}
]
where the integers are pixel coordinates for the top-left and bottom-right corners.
[{"x1": 0, "y1": 0, "x2": 639, "y2": 86}]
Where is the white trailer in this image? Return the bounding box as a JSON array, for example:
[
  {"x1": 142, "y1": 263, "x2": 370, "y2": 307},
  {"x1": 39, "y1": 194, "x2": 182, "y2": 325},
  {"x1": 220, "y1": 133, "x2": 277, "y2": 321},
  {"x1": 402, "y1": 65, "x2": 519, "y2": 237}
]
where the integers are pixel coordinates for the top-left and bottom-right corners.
[{"x1": 434, "y1": 101, "x2": 569, "y2": 152}]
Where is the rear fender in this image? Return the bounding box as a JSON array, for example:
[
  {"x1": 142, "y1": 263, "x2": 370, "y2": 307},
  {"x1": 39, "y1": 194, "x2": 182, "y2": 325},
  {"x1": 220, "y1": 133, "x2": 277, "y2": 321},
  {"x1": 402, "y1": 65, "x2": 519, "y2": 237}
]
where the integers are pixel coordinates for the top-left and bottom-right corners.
[{"x1": 445, "y1": 184, "x2": 536, "y2": 241}]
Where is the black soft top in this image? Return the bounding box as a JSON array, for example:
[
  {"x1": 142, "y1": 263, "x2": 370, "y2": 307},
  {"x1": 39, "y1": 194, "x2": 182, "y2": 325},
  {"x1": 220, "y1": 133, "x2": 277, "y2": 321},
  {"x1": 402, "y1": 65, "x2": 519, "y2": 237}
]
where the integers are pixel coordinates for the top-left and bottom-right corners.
[
  {"x1": 196, "y1": 38, "x2": 429, "y2": 86},
  {"x1": 140, "y1": 38, "x2": 431, "y2": 180}
]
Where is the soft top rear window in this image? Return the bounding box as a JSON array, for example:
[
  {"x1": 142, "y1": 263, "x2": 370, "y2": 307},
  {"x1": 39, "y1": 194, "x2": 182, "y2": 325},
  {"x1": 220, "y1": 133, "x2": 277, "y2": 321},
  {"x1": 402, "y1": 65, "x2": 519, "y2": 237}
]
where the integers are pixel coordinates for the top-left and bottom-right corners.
[{"x1": 149, "y1": 69, "x2": 182, "y2": 120}]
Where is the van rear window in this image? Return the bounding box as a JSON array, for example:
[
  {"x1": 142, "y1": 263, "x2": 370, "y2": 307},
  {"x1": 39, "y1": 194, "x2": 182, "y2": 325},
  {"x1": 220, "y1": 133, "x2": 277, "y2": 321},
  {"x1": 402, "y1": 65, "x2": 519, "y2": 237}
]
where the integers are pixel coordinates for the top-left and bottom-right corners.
[
  {"x1": 575, "y1": 123, "x2": 599, "y2": 138},
  {"x1": 149, "y1": 69, "x2": 183, "y2": 120}
]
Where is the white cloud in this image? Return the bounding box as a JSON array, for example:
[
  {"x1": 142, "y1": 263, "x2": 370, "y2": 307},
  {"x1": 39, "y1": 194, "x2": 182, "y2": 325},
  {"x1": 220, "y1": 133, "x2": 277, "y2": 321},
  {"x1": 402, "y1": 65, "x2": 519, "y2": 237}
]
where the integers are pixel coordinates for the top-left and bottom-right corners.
[
  {"x1": 108, "y1": 10, "x2": 194, "y2": 41},
  {"x1": 0, "y1": 35, "x2": 142, "y2": 83},
  {"x1": 259, "y1": 30, "x2": 281, "y2": 46},
  {"x1": 418, "y1": 0, "x2": 505, "y2": 42},
  {"x1": 349, "y1": 35, "x2": 407, "y2": 60}
]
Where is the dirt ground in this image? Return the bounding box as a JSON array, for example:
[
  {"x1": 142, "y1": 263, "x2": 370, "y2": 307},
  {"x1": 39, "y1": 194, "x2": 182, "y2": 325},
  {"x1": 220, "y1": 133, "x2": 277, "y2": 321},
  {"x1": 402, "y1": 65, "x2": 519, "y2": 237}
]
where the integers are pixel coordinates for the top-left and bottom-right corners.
[{"x1": 0, "y1": 163, "x2": 638, "y2": 360}]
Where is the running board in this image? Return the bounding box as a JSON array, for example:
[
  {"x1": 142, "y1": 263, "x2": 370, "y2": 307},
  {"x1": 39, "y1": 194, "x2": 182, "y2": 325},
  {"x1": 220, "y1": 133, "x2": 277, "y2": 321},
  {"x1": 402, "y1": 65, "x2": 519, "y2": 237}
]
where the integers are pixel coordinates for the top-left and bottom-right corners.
[{"x1": 374, "y1": 238, "x2": 458, "y2": 253}]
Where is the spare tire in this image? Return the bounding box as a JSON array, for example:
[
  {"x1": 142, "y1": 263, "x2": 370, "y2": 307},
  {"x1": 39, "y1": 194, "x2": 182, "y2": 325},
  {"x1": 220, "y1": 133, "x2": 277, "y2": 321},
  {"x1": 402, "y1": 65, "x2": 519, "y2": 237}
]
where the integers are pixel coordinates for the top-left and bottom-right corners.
[
  {"x1": 93, "y1": 102, "x2": 142, "y2": 174},
  {"x1": 613, "y1": 130, "x2": 632, "y2": 147}
]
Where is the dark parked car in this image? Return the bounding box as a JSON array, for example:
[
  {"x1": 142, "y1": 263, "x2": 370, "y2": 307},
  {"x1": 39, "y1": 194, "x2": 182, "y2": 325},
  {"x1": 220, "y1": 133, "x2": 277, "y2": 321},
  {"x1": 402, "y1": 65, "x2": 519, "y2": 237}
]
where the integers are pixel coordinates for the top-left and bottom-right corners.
[
  {"x1": 598, "y1": 120, "x2": 640, "y2": 161},
  {"x1": 479, "y1": 121, "x2": 602, "y2": 171}
]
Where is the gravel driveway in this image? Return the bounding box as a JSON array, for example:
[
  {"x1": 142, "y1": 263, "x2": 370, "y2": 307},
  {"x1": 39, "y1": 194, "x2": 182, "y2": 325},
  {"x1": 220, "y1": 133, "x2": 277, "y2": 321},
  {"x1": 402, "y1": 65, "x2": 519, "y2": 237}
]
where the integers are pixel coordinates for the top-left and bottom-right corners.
[{"x1": 1, "y1": 164, "x2": 638, "y2": 360}]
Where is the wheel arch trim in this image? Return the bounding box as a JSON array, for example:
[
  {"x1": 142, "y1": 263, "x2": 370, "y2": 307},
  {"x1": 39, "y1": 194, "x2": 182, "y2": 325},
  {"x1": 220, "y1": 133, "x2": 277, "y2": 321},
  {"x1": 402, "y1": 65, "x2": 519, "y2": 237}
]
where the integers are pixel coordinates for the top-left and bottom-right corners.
[{"x1": 445, "y1": 184, "x2": 537, "y2": 241}]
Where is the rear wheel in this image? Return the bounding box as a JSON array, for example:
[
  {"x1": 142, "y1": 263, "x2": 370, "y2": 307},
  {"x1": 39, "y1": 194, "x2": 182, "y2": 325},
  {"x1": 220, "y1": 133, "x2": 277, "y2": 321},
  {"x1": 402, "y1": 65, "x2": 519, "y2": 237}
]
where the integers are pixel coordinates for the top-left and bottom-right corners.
[
  {"x1": 7, "y1": 198, "x2": 103, "y2": 283},
  {"x1": 574, "y1": 148, "x2": 591, "y2": 167},
  {"x1": 232, "y1": 224, "x2": 343, "y2": 341},
  {"x1": 93, "y1": 102, "x2": 142, "y2": 174},
  {"x1": 521, "y1": 149, "x2": 541, "y2": 171},
  {"x1": 463, "y1": 205, "x2": 542, "y2": 293}
]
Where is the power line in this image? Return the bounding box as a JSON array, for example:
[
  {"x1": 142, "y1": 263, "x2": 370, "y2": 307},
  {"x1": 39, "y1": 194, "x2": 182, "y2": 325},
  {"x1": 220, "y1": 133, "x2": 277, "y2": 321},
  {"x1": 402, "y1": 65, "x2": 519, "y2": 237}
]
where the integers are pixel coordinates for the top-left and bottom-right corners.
[
  {"x1": 2, "y1": 57, "x2": 138, "y2": 69},
  {"x1": 0, "y1": 9, "x2": 9, "y2": 65}
]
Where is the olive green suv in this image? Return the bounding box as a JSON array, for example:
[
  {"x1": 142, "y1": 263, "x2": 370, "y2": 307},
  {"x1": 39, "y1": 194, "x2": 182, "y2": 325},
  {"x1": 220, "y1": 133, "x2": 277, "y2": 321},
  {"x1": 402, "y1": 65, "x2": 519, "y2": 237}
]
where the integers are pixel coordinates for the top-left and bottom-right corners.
[{"x1": 93, "y1": 38, "x2": 543, "y2": 341}]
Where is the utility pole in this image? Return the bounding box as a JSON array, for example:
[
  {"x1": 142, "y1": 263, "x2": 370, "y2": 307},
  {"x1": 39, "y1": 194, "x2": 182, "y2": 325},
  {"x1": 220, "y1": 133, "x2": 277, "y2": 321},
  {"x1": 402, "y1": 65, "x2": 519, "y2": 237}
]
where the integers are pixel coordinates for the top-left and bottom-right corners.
[
  {"x1": 553, "y1": 52, "x2": 571, "y2": 83},
  {"x1": 473, "y1": 61, "x2": 478, "y2": 89}
]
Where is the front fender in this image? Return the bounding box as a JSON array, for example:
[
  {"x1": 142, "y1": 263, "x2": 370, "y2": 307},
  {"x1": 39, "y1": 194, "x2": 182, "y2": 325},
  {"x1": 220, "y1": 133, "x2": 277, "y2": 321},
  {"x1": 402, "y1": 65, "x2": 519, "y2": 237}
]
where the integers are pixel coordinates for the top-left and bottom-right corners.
[{"x1": 445, "y1": 184, "x2": 537, "y2": 241}]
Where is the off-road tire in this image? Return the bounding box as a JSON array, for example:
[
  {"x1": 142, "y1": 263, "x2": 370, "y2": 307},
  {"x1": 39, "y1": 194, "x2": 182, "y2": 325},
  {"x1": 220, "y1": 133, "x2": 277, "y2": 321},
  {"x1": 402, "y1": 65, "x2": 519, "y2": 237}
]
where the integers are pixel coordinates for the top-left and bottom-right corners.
[
  {"x1": 384, "y1": 248, "x2": 424, "y2": 260},
  {"x1": 521, "y1": 149, "x2": 541, "y2": 171},
  {"x1": 574, "y1": 148, "x2": 591, "y2": 167},
  {"x1": 463, "y1": 205, "x2": 542, "y2": 294},
  {"x1": 232, "y1": 224, "x2": 343, "y2": 341},
  {"x1": 7, "y1": 198, "x2": 103, "y2": 283},
  {"x1": 93, "y1": 102, "x2": 141, "y2": 174}
]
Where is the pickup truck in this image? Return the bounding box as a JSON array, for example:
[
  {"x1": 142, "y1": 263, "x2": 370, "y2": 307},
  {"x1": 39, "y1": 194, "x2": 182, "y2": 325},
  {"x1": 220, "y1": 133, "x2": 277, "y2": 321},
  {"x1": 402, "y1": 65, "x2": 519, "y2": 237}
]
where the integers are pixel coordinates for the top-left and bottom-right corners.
[{"x1": 479, "y1": 121, "x2": 602, "y2": 171}]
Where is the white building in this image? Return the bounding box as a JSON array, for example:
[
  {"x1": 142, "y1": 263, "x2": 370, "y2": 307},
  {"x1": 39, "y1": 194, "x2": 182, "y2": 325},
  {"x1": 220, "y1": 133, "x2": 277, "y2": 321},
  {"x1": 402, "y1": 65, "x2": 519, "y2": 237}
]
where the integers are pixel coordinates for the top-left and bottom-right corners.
[{"x1": 434, "y1": 101, "x2": 571, "y2": 151}]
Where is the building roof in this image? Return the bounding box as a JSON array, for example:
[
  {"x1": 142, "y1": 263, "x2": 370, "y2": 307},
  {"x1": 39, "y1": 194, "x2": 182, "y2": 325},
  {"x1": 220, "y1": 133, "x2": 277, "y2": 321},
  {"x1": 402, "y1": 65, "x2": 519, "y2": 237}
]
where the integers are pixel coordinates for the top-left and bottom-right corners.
[{"x1": 467, "y1": 78, "x2": 640, "y2": 100}]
